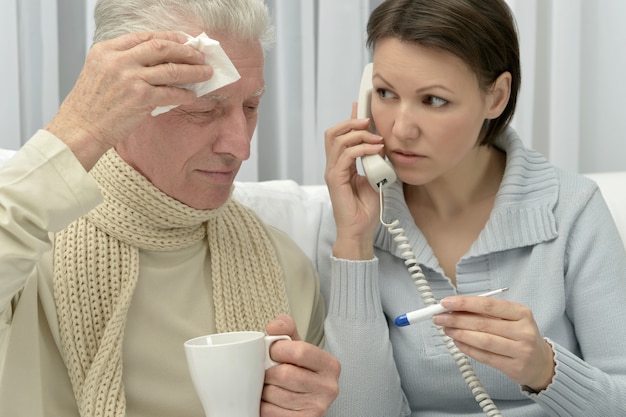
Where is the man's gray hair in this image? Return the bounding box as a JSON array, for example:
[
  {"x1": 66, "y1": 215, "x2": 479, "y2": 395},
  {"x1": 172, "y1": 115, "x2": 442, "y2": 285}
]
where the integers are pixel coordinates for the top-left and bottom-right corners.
[{"x1": 92, "y1": 0, "x2": 274, "y2": 51}]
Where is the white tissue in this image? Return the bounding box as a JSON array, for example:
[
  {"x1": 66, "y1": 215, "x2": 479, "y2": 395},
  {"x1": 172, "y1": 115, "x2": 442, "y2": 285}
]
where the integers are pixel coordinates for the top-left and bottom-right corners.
[{"x1": 151, "y1": 32, "x2": 241, "y2": 116}]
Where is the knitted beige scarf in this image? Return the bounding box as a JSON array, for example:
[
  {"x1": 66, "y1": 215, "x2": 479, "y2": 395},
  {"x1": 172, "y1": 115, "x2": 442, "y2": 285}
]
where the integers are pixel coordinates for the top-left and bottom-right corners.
[{"x1": 52, "y1": 149, "x2": 290, "y2": 417}]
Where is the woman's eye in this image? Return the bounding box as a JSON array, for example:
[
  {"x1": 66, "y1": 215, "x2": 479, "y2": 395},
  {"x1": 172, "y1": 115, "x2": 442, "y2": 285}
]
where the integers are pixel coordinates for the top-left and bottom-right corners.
[
  {"x1": 377, "y1": 88, "x2": 398, "y2": 100},
  {"x1": 425, "y1": 96, "x2": 448, "y2": 108}
]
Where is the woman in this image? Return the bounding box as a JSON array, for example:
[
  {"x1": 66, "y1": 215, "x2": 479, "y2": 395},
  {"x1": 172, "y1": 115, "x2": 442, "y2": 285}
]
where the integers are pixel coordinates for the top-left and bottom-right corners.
[{"x1": 321, "y1": 0, "x2": 626, "y2": 416}]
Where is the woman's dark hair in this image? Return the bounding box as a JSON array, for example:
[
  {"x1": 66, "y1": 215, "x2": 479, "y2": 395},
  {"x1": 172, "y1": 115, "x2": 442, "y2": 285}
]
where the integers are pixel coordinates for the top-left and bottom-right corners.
[{"x1": 367, "y1": 0, "x2": 521, "y2": 145}]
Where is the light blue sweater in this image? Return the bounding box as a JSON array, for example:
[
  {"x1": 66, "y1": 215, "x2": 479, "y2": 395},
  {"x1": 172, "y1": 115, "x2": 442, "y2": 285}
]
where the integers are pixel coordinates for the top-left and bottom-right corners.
[{"x1": 318, "y1": 128, "x2": 626, "y2": 416}]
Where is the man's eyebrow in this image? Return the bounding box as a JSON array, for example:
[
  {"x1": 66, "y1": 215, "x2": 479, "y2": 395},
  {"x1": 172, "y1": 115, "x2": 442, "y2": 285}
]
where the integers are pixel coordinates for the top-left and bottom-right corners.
[
  {"x1": 200, "y1": 94, "x2": 227, "y2": 102},
  {"x1": 200, "y1": 86, "x2": 266, "y2": 102},
  {"x1": 250, "y1": 86, "x2": 265, "y2": 98}
]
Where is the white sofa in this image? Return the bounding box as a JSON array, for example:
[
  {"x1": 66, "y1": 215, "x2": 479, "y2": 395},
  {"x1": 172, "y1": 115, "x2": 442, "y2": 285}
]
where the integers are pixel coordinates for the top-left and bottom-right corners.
[
  {"x1": 235, "y1": 173, "x2": 626, "y2": 254},
  {"x1": 0, "y1": 149, "x2": 15, "y2": 165},
  {"x1": 0, "y1": 148, "x2": 624, "y2": 250},
  {"x1": 583, "y1": 172, "x2": 626, "y2": 249},
  {"x1": 235, "y1": 176, "x2": 626, "y2": 257}
]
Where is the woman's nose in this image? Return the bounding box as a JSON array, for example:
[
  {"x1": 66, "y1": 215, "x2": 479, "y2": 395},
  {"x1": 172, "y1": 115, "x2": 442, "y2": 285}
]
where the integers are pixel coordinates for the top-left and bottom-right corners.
[{"x1": 391, "y1": 105, "x2": 420, "y2": 140}]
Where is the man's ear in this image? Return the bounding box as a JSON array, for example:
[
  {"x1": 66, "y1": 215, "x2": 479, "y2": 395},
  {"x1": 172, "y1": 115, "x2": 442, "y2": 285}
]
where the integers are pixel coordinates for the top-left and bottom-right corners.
[{"x1": 486, "y1": 71, "x2": 512, "y2": 119}]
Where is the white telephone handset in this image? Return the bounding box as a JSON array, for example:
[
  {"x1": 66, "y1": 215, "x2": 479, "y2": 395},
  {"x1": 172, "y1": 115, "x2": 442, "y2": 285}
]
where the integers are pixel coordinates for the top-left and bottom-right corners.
[{"x1": 357, "y1": 63, "x2": 397, "y2": 191}]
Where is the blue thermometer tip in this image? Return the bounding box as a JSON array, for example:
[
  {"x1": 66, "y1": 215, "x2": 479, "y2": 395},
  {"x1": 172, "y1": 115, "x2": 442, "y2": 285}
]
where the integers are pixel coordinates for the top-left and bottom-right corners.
[
  {"x1": 394, "y1": 315, "x2": 410, "y2": 327},
  {"x1": 393, "y1": 287, "x2": 509, "y2": 328}
]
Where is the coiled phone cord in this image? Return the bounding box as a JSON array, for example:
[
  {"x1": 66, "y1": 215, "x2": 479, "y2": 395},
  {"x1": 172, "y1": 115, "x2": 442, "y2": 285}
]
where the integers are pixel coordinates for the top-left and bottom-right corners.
[{"x1": 378, "y1": 190, "x2": 504, "y2": 417}]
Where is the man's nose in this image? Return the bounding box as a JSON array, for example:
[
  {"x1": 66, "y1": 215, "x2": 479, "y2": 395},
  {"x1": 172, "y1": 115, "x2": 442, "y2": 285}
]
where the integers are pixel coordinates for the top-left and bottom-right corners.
[{"x1": 211, "y1": 109, "x2": 252, "y2": 161}]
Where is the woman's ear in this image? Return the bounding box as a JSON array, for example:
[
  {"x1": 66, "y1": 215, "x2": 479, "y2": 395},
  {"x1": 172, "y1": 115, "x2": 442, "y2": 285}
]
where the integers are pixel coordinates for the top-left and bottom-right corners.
[{"x1": 486, "y1": 71, "x2": 512, "y2": 119}]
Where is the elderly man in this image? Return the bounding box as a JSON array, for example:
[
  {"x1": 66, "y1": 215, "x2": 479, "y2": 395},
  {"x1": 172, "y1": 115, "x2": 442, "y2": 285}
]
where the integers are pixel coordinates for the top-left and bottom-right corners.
[{"x1": 0, "y1": 1, "x2": 339, "y2": 416}]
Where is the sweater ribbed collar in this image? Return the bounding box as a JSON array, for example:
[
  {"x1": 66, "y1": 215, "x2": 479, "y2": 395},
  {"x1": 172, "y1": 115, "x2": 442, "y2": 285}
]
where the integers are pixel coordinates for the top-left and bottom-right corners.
[{"x1": 375, "y1": 127, "x2": 559, "y2": 269}]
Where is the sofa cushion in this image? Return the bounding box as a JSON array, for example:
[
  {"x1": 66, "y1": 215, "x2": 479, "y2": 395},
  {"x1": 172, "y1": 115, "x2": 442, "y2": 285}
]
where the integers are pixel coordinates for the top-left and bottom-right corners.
[{"x1": 584, "y1": 172, "x2": 626, "y2": 249}]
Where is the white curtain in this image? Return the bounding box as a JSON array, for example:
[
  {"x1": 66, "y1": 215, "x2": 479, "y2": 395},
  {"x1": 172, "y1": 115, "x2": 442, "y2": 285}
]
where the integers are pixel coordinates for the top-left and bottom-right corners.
[
  {"x1": 3, "y1": 0, "x2": 626, "y2": 182},
  {"x1": 509, "y1": 0, "x2": 626, "y2": 175},
  {"x1": 0, "y1": 0, "x2": 59, "y2": 150},
  {"x1": 0, "y1": 0, "x2": 91, "y2": 151},
  {"x1": 506, "y1": 0, "x2": 584, "y2": 173},
  {"x1": 257, "y1": 0, "x2": 626, "y2": 182},
  {"x1": 247, "y1": 0, "x2": 381, "y2": 184},
  {"x1": 0, "y1": 0, "x2": 21, "y2": 149}
]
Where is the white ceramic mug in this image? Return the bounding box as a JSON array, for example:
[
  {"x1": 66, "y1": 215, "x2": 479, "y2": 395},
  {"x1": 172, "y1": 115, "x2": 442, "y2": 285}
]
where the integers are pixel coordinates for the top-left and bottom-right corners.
[{"x1": 184, "y1": 331, "x2": 291, "y2": 417}]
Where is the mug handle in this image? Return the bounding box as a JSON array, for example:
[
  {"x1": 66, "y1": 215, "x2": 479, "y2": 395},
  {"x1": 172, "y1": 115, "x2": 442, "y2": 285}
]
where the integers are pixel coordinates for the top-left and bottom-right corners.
[{"x1": 263, "y1": 335, "x2": 291, "y2": 369}]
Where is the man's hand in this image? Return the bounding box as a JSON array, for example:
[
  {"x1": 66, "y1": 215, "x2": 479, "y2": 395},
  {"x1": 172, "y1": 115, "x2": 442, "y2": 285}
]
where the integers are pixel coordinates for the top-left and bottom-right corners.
[
  {"x1": 45, "y1": 31, "x2": 213, "y2": 170},
  {"x1": 262, "y1": 314, "x2": 340, "y2": 417}
]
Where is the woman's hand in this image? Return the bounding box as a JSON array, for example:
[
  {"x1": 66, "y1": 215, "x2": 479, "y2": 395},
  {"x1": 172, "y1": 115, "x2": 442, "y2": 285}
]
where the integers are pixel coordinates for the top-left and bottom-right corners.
[
  {"x1": 323, "y1": 103, "x2": 386, "y2": 260},
  {"x1": 46, "y1": 31, "x2": 213, "y2": 170},
  {"x1": 434, "y1": 296, "x2": 555, "y2": 392}
]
